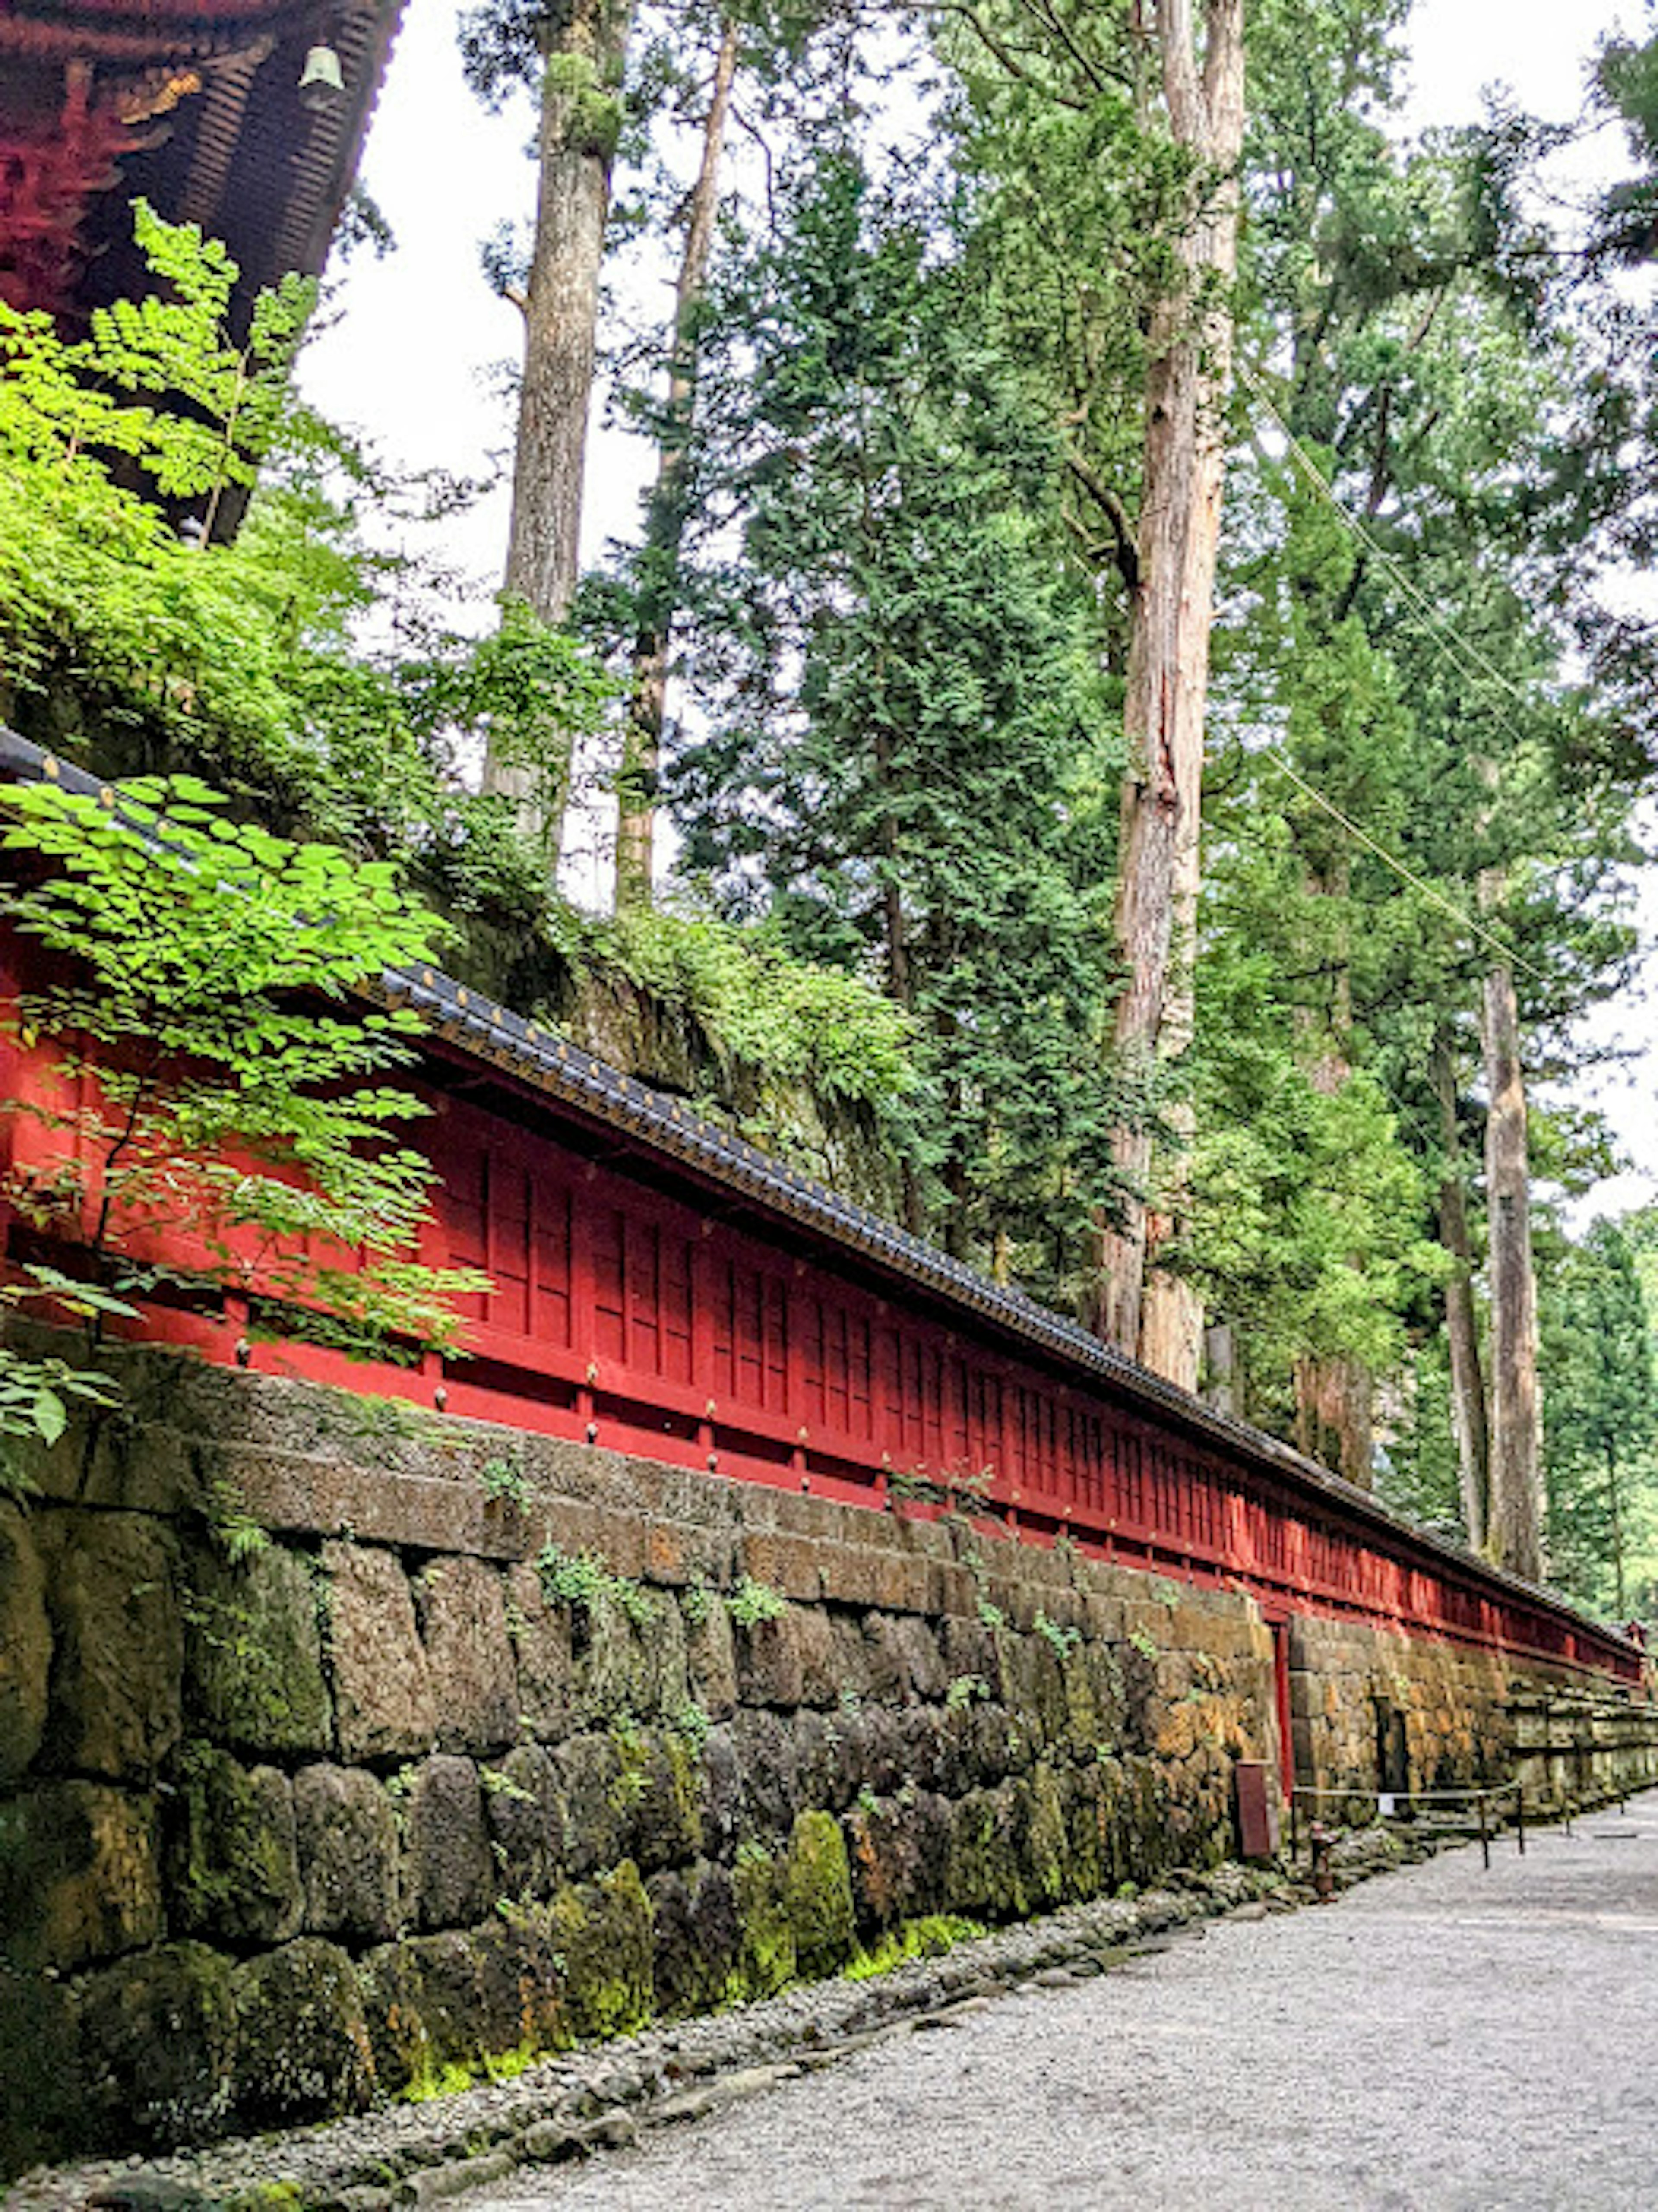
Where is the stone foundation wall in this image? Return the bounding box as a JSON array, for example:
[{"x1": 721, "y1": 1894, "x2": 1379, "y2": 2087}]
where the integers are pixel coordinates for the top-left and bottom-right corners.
[
  {"x1": 0, "y1": 1357, "x2": 1278, "y2": 2175},
  {"x1": 2, "y1": 1355, "x2": 1652, "y2": 2176},
  {"x1": 1288, "y1": 1616, "x2": 1658, "y2": 1816}
]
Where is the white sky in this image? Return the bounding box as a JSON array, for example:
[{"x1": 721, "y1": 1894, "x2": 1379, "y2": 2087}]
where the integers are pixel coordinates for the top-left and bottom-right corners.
[{"x1": 298, "y1": 0, "x2": 1658, "y2": 1208}]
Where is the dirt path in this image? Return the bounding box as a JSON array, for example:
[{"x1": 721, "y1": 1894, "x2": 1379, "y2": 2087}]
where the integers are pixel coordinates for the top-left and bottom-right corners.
[{"x1": 466, "y1": 1794, "x2": 1658, "y2": 2212}]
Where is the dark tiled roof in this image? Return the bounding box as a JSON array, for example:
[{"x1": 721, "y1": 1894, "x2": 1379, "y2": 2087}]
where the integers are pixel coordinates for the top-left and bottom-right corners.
[{"x1": 0, "y1": 0, "x2": 404, "y2": 324}]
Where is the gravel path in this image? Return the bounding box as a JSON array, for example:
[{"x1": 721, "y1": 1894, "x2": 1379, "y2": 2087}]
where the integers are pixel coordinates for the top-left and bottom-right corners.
[{"x1": 466, "y1": 1793, "x2": 1658, "y2": 2212}]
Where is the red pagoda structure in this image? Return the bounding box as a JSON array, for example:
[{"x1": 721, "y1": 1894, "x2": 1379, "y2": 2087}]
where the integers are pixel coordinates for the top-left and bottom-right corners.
[{"x1": 0, "y1": 0, "x2": 404, "y2": 326}]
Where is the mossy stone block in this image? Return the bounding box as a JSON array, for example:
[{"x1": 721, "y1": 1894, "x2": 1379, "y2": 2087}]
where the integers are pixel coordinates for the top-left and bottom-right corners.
[
  {"x1": 845, "y1": 1791, "x2": 951, "y2": 1931},
  {"x1": 698, "y1": 1724, "x2": 741, "y2": 1861},
  {"x1": 168, "y1": 1747, "x2": 301, "y2": 1944},
  {"x1": 573, "y1": 1590, "x2": 655, "y2": 1723},
  {"x1": 943, "y1": 1785, "x2": 1023, "y2": 1921},
  {"x1": 649, "y1": 1861, "x2": 740, "y2": 2018},
  {"x1": 683, "y1": 1592, "x2": 737, "y2": 1721},
  {"x1": 1019, "y1": 1762, "x2": 1071, "y2": 1913},
  {"x1": 405, "y1": 1755, "x2": 493, "y2": 1931},
  {"x1": 184, "y1": 1544, "x2": 330, "y2": 1756},
  {"x1": 735, "y1": 1609, "x2": 804, "y2": 1709},
  {"x1": 473, "y1": 1907, "x2": 565, "y2": 2057},
  {"x1": 731, "y1": 1707, "x2": 801, "y2": 1842},
  {"x1": 549, "y1": 1861, "x2": 653, "y2": 2041},
  {"x1": 357, "y1": 1940, "x2": 438, "y2": 2096},
  {"x1": 414, "y1": 1556, "x2": 517, "y2": 1756},
  {"x1": 294, "y1": 1764, "x2": 400, "y2": 1943},
  {"x1": 80, "y1": 1940, "x2": 239, "y2": 2149},
  {"x1": 784, "y1": 1808, "x2": 855, "y2": 1978},
  {"x1": 554, "y1": 1733, "x2": 627, "y2": 1880},
  {"x1": 506, "y1": 1561, "x2": 573, "y2": 1741},
  {"x1": 231, "y1": 1937, "x2": 374, "y2": 2125},
  {"x1": 872, "y1": 1614, "x2": 946, "y2": 1703},
  {"x1": 483, "y1": 1742, "x2": 566, "y2": 1903},
  {"x1": 0, "y1": 1501, "x2": 50, "y2": 1786},
  {"x1": 36, "y1": 1509, "x2": 182, "y2": 1780},
  {"x1": 0, "y1": 1780, "x2": 162, "y2": 1970},
  {"x1": 323, "y1": 1542, "x2": 435, "y2": 1764},
  {"x1": 615, "y1": 1726, "x2": 701, "y2": 1875},
  {"x1": 733, "y1": 1846, "x2": 794, "y2": 1998},
  {"x1": 0, "y1": 1960, "x2": 83, "y2": 2174}
]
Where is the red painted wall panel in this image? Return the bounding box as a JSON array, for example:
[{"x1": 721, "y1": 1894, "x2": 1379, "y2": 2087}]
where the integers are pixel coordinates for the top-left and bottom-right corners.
[{"x1": 0, "y1": 952, "x2": 1644, "y2": 1692}]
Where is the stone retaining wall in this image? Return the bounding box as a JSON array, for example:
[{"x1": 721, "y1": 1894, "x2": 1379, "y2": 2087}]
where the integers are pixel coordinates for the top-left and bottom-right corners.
[
  {"x1": 1288, "y1": 1616, "x2": 1658, "y2": 1814},
  {"x1": 1, "y1": 1354, "x2": 1651, "y2": 2176}
]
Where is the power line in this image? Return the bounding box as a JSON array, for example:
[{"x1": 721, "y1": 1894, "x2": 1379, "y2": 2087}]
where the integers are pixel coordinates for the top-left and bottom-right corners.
[
  {"x1": 1231, "y1": 360, "x2": 1563, "y2": 988},
  {"x1": 1240, "y1": 362, "x2": 1541, "y2": 718},
  {"x1": 1258, "y1": 751, "x2": 1557, "y2": 989}
]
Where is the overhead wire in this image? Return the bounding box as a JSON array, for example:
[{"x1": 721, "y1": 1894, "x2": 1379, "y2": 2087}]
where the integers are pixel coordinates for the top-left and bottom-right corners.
[{"x1": 1229, "y1": 359, "x2": 1561, "y2": 989}]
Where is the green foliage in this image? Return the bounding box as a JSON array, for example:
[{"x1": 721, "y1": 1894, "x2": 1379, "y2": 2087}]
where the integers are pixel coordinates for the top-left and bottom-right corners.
[
  {"x1": 478, "y1": 1763, "x2": 538, "y2": 1806},
  {"x1": 0, "y1": 1264, "x2": 136, "y2": 1491},
  {"x1": 535, "y1": 1541, "x2": 653, "y2": 1623},
  {"x1": 599, "y1": 903, "x2": 919, "y2": 1116},
  {"x1": 656, "y1": 145, "x2": 1130, "y2": 1294},
  {"x1": 3, "y1": 199, "x2": 311, "y2": 513},
  {"x1": 1035, "y1": 1609, "x2": 1080, "y2": 1658},
  {"x1": 669, "y1": 1699, "x2": 711, "y2": 1756},
  {"x1": 0, "y1": 775, "x2": 489, "y2": 1356},
  {"x1": 728, "y1": 1575, "x2": 786, "y2": 1627},
  {"x1": 681, "y1": 1581, "x2": 713, "y2": 1628},
  {"x1": 842, "y1": 1915, "x2": 987, "y2": 1982},
  {"x1": 1541, "y1": 1217, "x2": 1658, "y2": 1616},
  {"x1": 0, "y1": 205, "x2": 611, "y2": 928},
  {"x1": 480, "y1": 1454, "x2": 532, "y2": 1509}
]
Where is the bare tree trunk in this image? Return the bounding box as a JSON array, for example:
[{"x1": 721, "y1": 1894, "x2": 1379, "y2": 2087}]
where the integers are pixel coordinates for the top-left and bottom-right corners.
[
  {"x1": 1293, "y1": 1354, "x2": 1374, "y2": 1486},
  {"x1": 1136, "y1": 804, "x2": 1202, "y2": 1387},
  {"x1": 1203, "y1": 1317, "x2": 1239, "y2": 1417},
  {"x1": 1292, "y1": 983, "x2": 1373, "y2": 1488},
  {"x1": 486, "y1": 0, "x2": 634, "y2": 831},
  {"x1": 1096, "y1": 0, "x2": 1244, "y2": 1370},
  {"x1": 1431, "y1": 1025, "x2": 1489, "y2": 1550},
  {"x1": 1604, "y1": 1439, "x2": 1627, "y2": 1618},
  {"x1": 1481, "y1": 923, "x2": 1543, "y2": 1580},
  {"x1": 614, "y1": 14, "x2": 740, "y2": 910}
]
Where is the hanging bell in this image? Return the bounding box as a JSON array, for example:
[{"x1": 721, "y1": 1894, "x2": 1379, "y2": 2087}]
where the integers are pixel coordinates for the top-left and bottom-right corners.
[{"x1": 297, "y1": 42, "x2": 345, "y2": 114}]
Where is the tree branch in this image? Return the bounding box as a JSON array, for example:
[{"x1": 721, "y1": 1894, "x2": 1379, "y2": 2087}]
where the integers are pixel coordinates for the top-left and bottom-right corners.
[{"x1": 1065, "y1": 446, "x2": 1140, "y2": 589}]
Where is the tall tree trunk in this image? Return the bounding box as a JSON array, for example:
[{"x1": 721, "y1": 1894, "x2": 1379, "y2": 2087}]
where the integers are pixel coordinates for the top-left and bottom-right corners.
[
  {"x1": 614, "y1": 14, "x2": 740, "y2": 910},
  {"x1": 1430, "y1": 1025, "x2": 1489, "y2": 1550},
  {"x1": 1481, "y1": 924, "x2": 1543, "y2": 1579},
  {"x1": 1096, "y1": 0, "x2": 1244, "y2": 1372},
  {"x1": 1136, "y1": 803, "x2": 1203, "y2": 1386},
  {"x1": 1203, "y1": 1317, "x2": 1239, "y2": 1417},
  {"x1": 1294, "y1": 1354, "x2": 1373, "y2": 1485},
  {"x1": 1605, "y1": 1439, "x2": 1627, "y2": 1618},
  {"x1": 486, "y1": 0, "x2": 634, "y2": 833},
  {"x1": 1292, "y1": 976, "x2": 1373, "y2": 1487}
]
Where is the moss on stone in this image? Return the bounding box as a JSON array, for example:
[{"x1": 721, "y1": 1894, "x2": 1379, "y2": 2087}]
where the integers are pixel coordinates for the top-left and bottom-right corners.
[
  {"x1": 784, "y1": 1809, "x2": 856, "y2": 1978},
  {"x1": 231, "y1": 1937, "x2": 374, "y2": 2127},
  {"x1": 168, "y1": 1744, "x2": 301, "y2": 1944},
  {"x1": 843, "y1": 1913, "x2": 987, "y2": 1981},
  {"x1": 549, "y1": 1860, "x2": 653, "y2": 2041},
  {"x1": 733, "y1": 1844, "x2": 795, "y2": 1998},
  {"x1": 184, "y1": 1543, "x2": 331, "y2": 1756},
  {"x1": 79, "y1": 1940, "x2": 239, "y2": 2149},
  {"x1": 943, "y1": 1785, "x2": 1028, "y2": 1919},
  {"x1": 0, "y1": 1960, "x2": 84, "y2": 2171},
  {"x1": 1020, "y1": 1763, "x2": 1070, "y2": 1913}
]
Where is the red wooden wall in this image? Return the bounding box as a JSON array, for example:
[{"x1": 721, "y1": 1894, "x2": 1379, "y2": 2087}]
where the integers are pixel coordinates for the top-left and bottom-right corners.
[
  {"x1": 419, "y1": 1095, "x2": 1638, "y2": 1687},
  {"x1": 0, "y1": 944, "x2": 1643, "y2": 1692}
]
